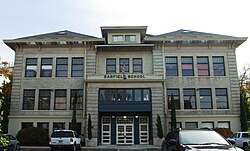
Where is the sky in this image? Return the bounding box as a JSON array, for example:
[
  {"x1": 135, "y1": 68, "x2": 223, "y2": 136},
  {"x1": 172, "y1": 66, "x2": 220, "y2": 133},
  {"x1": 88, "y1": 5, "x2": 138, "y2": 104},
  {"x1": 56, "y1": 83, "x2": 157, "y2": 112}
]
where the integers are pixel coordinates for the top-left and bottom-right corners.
[{"x1": 0, "y1": 0, "x2": 249, "y2": 71}]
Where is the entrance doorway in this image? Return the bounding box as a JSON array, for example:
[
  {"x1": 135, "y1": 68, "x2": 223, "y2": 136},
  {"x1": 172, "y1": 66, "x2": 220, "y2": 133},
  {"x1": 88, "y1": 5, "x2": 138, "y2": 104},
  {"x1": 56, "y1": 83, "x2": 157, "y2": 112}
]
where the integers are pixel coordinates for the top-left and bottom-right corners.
[{"x1": 116, "y1": 116, "x2": 134, "y2": 144}]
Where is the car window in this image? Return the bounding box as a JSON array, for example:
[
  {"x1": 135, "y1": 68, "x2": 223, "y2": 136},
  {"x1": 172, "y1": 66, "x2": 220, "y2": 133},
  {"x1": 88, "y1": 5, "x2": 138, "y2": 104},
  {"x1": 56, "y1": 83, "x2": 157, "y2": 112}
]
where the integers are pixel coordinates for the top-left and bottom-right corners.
[
  {"x1": 179, "y1": 131, "x2": 230, "y2": 145},
  {"x1": 242, "y1": 133, "x2": 250, "y2": 138},
  {"x1": 51, "y1": 131, "x2": 74, "y2": 138}
]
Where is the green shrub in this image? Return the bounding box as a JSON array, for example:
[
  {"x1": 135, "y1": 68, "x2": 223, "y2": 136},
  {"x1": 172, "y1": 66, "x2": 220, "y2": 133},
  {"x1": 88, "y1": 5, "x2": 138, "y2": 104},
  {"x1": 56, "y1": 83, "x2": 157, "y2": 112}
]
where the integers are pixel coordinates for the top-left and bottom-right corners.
[
  {"x1": 214, "y1": 128, "x2": 233, "y2": 138},
  {"x1": 16, "y1": 127, "x2": 49, "y2": 146}
]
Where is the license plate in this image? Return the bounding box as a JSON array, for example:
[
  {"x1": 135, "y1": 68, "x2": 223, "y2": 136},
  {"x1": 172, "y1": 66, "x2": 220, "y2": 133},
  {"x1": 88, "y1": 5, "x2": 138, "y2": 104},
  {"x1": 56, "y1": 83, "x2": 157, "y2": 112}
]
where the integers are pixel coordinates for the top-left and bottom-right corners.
[{"x1": 58, "y1": 140, "x2": 63, "y2": 143}]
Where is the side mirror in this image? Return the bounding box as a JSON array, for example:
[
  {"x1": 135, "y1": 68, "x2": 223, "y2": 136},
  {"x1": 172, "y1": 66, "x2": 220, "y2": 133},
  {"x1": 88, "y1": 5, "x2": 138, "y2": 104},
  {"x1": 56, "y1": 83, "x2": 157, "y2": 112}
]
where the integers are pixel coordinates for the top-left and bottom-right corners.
[{"x1": 227, "y1": 139, "x2": 235, "y2": 145}]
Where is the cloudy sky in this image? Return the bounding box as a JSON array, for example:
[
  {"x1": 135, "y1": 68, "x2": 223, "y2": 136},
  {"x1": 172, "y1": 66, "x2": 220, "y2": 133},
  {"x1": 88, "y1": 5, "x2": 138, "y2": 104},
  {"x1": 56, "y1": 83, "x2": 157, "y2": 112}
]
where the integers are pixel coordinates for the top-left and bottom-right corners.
[{"x1": 0, "y1": 0, "x2": 249, "y2": 70}]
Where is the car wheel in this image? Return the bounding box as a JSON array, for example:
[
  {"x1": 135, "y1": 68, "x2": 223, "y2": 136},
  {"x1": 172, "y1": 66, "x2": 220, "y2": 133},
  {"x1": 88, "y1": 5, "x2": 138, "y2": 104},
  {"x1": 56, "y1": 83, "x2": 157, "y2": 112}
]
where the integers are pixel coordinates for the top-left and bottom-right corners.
[
  {"x1": 76, "y1": 143, "x2": 81, "y2": 150},
  {"x1": 243, "y1": 143, "x2": 248, "y2": 151},
  {"x1": 15, "y1": 143, "x2": 20, "y2": 150},
  {"x1": 50, "y1": 147, "x2": 55, "y2": 151}
]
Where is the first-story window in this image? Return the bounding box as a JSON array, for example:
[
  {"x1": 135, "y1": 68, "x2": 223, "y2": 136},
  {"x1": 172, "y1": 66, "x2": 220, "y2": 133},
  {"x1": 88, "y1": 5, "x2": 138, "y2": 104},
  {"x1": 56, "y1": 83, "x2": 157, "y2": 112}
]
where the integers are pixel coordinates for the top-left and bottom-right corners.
[
  {"x1": 37, "y1": 122, "x2": 49, "y2": 134},
  {"x1": 54, "y1": 89, "x2": 67, "y2": 110},
  {"x1": 21, "y1": 122, "x2": 33, "y2": 130},
  {"x1": 53, "y1": 122, "x2": 65, "y2": 131},
  {"x1": 185, "y1": 122, "x2": 198, "y2": 129},
  {"x1": 216, "y1": 88, "x2": 228, "y2": 109},
  {"x1": 167, "y1": 89, "x2": 180, "y2": 109},
  {"x1": 38, "y1": 89, "x2": 51, "y2": 110},
  {"x1": 23, "y1": 89, "x2": 35, "y2": 110},
  {"x1": 70, "y1": 89, "x2": 83, "y2": 110},
  {"x1": 199, "y1": 88, "x2": 212, "y2": 109},
  {"x1": 217, "y1": 121, "x2": 230, "y2": 129},
  {"x1": 201, "y1": 122, "x2": 214, "y2": 129}
]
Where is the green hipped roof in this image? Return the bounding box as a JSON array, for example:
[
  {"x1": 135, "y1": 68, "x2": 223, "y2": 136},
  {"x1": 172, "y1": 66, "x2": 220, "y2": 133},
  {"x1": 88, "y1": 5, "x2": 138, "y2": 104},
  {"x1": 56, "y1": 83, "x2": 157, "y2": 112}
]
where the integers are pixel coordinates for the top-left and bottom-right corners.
[{"x1": 145, "y1": 29, "x2": 247, "y2": 41}]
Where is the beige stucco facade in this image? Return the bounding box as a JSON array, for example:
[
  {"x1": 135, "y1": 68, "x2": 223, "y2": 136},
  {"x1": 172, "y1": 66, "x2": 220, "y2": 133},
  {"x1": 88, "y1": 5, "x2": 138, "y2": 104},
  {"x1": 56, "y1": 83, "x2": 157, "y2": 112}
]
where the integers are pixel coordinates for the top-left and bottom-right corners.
[{"x1": 4, "y1": 26, "x2": 247, "y2": 146}]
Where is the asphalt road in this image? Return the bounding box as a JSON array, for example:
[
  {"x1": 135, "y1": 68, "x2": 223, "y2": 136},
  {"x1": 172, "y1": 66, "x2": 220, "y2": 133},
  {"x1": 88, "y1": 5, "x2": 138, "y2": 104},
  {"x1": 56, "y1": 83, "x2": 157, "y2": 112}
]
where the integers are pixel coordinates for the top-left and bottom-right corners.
[{"x1": 19, "y1": 147, "x2": 161, "y2": 151}]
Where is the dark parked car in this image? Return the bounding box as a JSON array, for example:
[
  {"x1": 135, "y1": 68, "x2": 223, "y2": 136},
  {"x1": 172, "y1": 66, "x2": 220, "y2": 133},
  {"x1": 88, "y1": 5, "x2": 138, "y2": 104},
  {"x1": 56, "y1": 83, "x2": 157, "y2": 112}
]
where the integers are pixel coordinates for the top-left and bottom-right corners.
[
  {"x1": 161, "y1": 128, "x2": 243, "y2": 151},
  {"x1": 4, "y1": 134, "x2": 20, "y2": 150},
  {"x1": 0, "y1": 134, "x2": 15, "y2": 151}
]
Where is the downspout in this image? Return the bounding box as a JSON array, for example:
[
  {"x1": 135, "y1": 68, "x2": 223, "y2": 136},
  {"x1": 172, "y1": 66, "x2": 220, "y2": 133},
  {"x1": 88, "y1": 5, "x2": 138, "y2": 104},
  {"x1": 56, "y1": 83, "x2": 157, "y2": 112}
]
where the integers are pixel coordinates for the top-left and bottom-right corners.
[
  {"x1": 162, "y1": 41, "x2": 168, "y2": 135},
  {"x1": 83, "y1": 41, "x2": 87, "y2": 140}
]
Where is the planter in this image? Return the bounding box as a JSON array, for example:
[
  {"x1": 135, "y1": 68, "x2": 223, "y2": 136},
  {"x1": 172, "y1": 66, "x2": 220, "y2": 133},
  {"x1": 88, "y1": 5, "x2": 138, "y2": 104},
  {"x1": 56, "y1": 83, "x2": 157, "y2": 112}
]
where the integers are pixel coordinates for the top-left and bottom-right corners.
[{"x1": 86, "y1": 139, "x2": 96, "y2": 147}]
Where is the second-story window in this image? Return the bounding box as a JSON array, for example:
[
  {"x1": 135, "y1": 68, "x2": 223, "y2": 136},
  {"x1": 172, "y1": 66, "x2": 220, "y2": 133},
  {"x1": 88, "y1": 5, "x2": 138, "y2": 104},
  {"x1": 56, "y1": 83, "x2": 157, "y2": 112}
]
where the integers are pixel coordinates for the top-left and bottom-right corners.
[
  {"x1": 167, "y1": 89, "x2": 180, "y2": 109},
  {"x1": 199, "y1": 88, "x2": 212, "y2": 109},
  {"x1": 54, "y1": 89, "x2": 67, "y2": 110},
  {"x1": 166, "y1": 57, "x2": 178, "y2": 76},
  {"x1": 72, "y1": 57, "x2": 84, "y2": 77},
  {"x1": 216, "y1": 88, "x2": 228, "y2": 109},
  {"x1": 181, "y1": 57, "x2": 194, "y2": 76},
  {"x1": 119, "y1": 58, "x2": 129, "y2": 73},
  {"x1": 41, "y1": 58, "x2": 53, "y2": 77},
  {"x1": 183, "y1": 88, "x2": 196, "y2": 109},
  {"x1": 38, "y1": 89, "x2": 51, "y2": 110},
  {"x1": 197, "y1": 56, "x2": 210, "y2": 76},
  {"x1": 23, "y1": 89, "x2": 35, "y2": 110},
  {"x1": 56, "y1": 58, "x2": 68, "y2": 77},
  {"x1": 70, "y1": 89, "x2": 83, "y2": 110},
  {"x1": 133, "y1": 58, "x2": 143, "y2": 73},
  {"x1": 213, "y1": 56, "x2": 225, "y2": 76},
  {"x1": 25, "y1": 58, "x2": 37, "y2": 77},
  {"x1": 106, "y1": 58, "x2": 116, "y2": 74}
]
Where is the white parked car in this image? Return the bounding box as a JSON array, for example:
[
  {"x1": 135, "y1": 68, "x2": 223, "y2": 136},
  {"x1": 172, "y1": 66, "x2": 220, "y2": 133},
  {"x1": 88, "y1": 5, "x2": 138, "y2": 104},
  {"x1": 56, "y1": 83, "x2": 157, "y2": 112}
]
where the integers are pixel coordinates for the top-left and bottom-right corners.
[
  {"x1": 49, "y1": 130, "x2": 81, "y2": 151},
  {"x1": 227, "y1": 132, "x2": 250, "y2": 151}
]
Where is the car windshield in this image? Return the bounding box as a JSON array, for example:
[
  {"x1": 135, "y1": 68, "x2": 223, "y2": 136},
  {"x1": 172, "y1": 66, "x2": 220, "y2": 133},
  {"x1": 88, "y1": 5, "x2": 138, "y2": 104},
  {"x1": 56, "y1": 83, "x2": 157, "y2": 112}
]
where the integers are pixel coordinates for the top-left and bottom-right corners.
[
  {"x1": 51, "y1": 131, "x2": 74, "y2": 138},
  {"x1": 179, "y1": 130, "x2": 230, "y2": 145}
]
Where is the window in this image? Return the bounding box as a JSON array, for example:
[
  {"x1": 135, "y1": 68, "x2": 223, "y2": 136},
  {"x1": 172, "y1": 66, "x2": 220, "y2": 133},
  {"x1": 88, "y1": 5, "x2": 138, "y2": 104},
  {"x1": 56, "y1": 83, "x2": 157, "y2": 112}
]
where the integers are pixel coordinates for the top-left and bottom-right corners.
[
  {"x1": 70, "y1": 89, "x2": 83, "y2": 110},
  {"x1": 166, "y1": 57, "x2": 178, "y2": 76},
  {"x1": 183, "y1": 88, "x2": 196, "y2": 109},
  {"x1": 23, "y1": 89, "x2": 35, "y2": 110},
  {"x1": 216, "y1": 88, "x2": 228, "y2": 109},
  {"x1": 99, "y1": 88, "x2": 151, "y2": 102},
  {"x1": 37, "y1": 122, "x2": 49, "y2": 134},
  {"x1": 54, "y1": 89, "x2": 67, "y2": 110},
  {"x1": 201, "y1": 122, "x2": 214, "y2": 129},
  {"x1": 197, "y1": 56, "x2": 209, "y2": 76},
  {"x1": 119, "y1": 58, "x2": 129, "y2": 73},
  {"x1": 199, "y1": 88, "x2": 212, "y2": 109},
  {"x1": 41, "y1": 58, "x2": 53, "y2": 77},
  {"x1": 181, "y1": 57, "x2": 194, "y2": 76},
  {"x1": 106, "y1": 58, "x2": 116, "y2": 74},
  {"x1": 167, "y1": 89, "x2": 180, "y2": 109},
  {"x1": 25, "y1": 58, "x2": 37, "y2": 77},
  {"x1": 53, "y1": 122, "x2": 65, "y2": 131},
  {"x1": 185, "y1": 122, "x2": 198, "y2": 129},
  {"x1": 69, "y1": 123, "x2": 82, "y2": 135},
  {"x1": 21, "y1": 122, "x2": 33, "y2": 129},
  {"x1": 38, "y1": 89, "x2": 51, "y2": 110},
  {"x1": 72, "y1": 57, "x2": 84, "y2": 77},
  {"x1": 56, "y1": 58, "x2": 68, "y2": 77},
  {"x1": 112, "y1": 35, "x2": 123, "y2": 42},
  {"x1": 133, "y1": 58, "x2": 143, "y2": 73},
  {"x1": 125, "y1": 35, "x2": 136, "y2": 42},
  {"x1": 217, "y1": 121, "x2": 230, "y2": 129},
  {"x1": 213, "y1": 56, "x2": 225, "y2": 76},
  {"x1": 169, "y1": 122, "x2": 182, "y2": 130}
]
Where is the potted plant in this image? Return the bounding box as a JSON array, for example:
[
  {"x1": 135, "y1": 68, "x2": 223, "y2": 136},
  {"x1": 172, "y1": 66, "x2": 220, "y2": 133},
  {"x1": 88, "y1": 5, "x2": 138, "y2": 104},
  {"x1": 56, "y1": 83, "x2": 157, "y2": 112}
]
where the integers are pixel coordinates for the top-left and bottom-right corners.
[
  {"x1": 155, "y1": 114, "x2": 164, "y2": 145},
  {"x1": 86, "y1": 114, "x2": 95, "y2": 146}
]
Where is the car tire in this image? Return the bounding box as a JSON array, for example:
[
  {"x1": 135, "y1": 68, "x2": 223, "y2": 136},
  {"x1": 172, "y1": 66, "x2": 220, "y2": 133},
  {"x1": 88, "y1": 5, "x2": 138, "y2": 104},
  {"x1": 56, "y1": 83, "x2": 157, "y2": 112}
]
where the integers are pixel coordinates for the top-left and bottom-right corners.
[
  {"x1": 15, "y1": 143, "x2": 20, "y2": 150},
  {"x1": 76, "y1": 143, "x2": 81, "y2": 150},
  {"x1": 50, "y1": 147, "x2": 55, "y2": 151},
  {"x1": 243, "y1": 143, "x2": 248, "y2": 151}
]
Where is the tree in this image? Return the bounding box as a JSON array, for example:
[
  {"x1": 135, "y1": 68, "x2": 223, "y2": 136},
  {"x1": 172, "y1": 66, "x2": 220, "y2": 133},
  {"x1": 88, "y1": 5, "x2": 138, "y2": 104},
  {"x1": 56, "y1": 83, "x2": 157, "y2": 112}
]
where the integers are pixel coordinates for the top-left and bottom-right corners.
[
  {"x1": 0, "y1": 62, "x2": 13, "y2": 133},
  {"x1": 87, "y1": 114, "x2": 92, "y2": 140},
  {"x1": 239, "y1": 66, "x2": 250, "y2": 131},
  {"x1": 71, "y1": 92, "x2": 77, "y2": 132},
  {"x1": 170, "y1": 93, "x2": 176, "y2": 130},
  {"x1": 156, "y1": 114, "x2": 163, "y2": 139}
]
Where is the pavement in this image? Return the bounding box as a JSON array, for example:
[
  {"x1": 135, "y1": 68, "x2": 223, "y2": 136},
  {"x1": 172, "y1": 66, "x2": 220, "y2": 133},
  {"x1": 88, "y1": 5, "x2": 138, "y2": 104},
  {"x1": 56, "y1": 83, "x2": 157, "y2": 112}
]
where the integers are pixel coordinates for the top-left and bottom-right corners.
[{"x1": 22, "y1": 145, "x2": 161, "y2": 151}]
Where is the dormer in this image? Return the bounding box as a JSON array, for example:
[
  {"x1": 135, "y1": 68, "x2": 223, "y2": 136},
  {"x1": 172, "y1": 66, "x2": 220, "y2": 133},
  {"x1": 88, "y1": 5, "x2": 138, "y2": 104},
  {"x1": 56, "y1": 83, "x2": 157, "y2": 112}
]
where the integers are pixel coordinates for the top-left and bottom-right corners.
[{"x1": 101, "y1": 26, "x2": 147, "y2": 44}]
